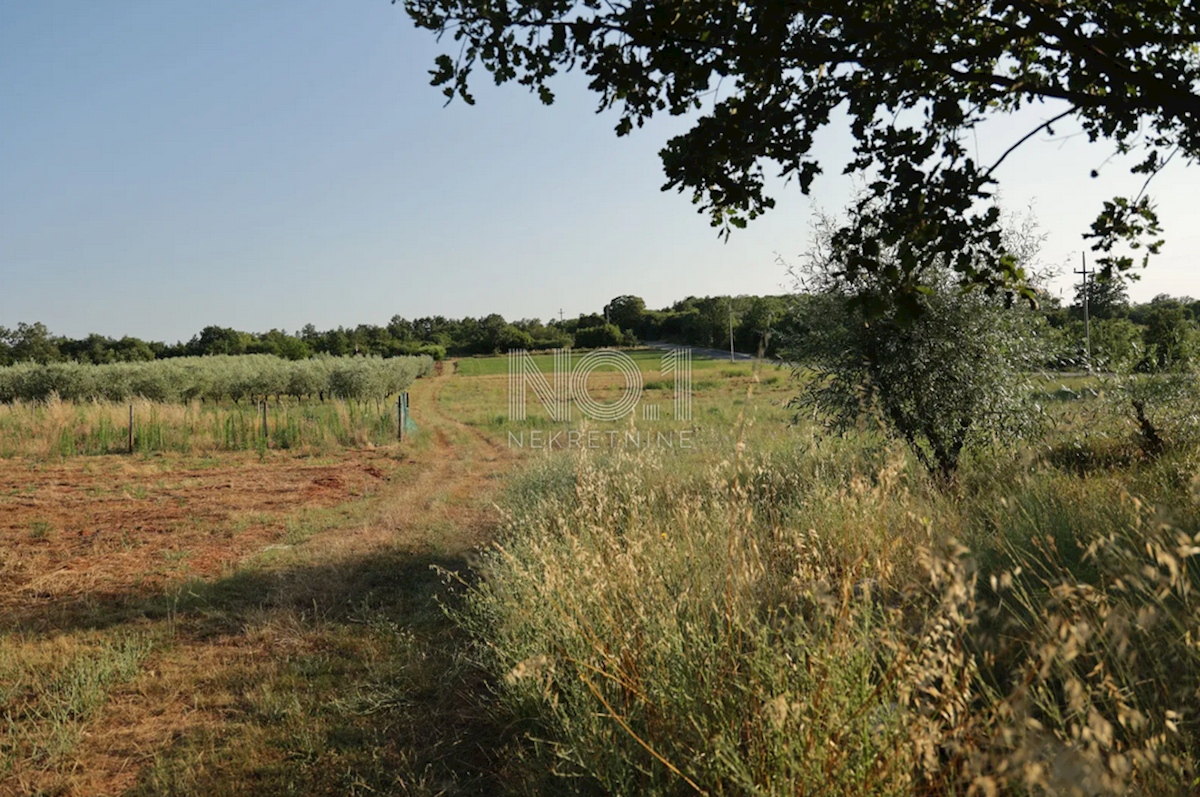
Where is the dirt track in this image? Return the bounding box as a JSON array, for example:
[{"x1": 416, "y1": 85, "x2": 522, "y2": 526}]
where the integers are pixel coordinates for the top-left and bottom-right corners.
[{"x1": 2, "y1": 365, "x2": 517, "y2": 796}]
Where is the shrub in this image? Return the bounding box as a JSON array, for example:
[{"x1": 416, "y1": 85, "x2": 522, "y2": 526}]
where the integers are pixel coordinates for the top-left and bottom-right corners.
[
  {"x1": 573, "y1": 324, "x2": 626, "y2": 349},
  {"x1": 415, "y1": 343, "x2": 446, "y2": 361}
]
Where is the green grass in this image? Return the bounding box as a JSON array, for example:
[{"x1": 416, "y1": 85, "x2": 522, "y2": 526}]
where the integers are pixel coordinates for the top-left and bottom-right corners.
[
  {"x1": 440, "y1": 356, "x2": 797, "y2": 458},
  {"x1": 0, "y1": 633, "x2": 156, "y2": 782},
  {"x1": 455, "y1": 347, "x2": 758, "y2": 376}
]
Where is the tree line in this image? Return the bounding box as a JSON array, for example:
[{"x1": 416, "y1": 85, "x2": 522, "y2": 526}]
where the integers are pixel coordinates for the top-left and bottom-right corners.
[
  {"x1": 2, "y1": 284, "x2": 1199, "y2": 372},
  {"x1": 1042, "y1": 280, "x2": 1200, "y2": 373},
  {"x1": 0, "y1": 354, "x2": 434, "y2": 405},
  {"x1": 0, "y1": 297, "x2": 791, "y2": 366}
]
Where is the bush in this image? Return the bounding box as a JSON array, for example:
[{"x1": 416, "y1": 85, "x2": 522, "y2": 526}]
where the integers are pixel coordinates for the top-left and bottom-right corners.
[
  {"x1": 573, "y1": 324, "x2": 625, "y2": 349},
  {"x1": 415, "y1": 343, "x2": 446, "y2": 361},
  {"x1": 1138, "y1": 303, "x2": 1191, "y2": 372}
]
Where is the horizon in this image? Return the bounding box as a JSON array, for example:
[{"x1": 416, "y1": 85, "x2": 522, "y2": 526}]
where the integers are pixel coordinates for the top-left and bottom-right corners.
[{"x1": 0, "y1": 282, "x2": 1186, "y2": 349}]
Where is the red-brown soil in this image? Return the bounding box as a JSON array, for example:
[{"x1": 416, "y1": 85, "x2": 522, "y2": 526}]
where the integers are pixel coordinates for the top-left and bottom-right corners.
[{"x1": 0, "y1": 450, "x2": 404, "y2": 619}]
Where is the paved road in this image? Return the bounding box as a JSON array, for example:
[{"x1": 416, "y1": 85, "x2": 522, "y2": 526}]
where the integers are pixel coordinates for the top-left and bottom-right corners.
[{"x1": 644, "y1": 340, "x2": 758, "y2": 362}]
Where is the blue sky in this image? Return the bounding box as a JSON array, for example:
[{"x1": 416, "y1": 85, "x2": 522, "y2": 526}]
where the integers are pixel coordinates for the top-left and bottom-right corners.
[{"x1": 2, "y1": 2, "x2": 1198, "y2": 343}]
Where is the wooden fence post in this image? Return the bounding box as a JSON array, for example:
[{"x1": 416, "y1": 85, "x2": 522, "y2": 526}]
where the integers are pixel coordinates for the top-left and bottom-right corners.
[
  {"x1": 398, "y1": 394, "x2": 404, "y2": 441},
  {"x1": 128, "y1": 403, "x2": 134, "y2": 454}
]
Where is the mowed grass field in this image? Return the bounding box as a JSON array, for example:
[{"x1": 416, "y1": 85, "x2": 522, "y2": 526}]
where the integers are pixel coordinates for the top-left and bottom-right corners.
[
  {"x1": 0, "y1": 365, "x2": 507, "y2": 795},
  {"x1": 0, "y1": 349, "x2": 784, "y2": 796},
  {"x1": 451, "y1": 348, "x2": 796, "y2": 449}
]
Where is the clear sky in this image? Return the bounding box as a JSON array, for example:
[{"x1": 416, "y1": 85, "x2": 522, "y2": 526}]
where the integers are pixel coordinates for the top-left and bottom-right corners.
[{"x1": 2, "y1": 2, "x2": 1198, "y2": 343}]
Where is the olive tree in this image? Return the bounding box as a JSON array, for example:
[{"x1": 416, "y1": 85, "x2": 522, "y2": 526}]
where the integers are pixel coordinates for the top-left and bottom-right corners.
[{"x1": 782, "y1": 211, "x2": 1052, "y2": 480}]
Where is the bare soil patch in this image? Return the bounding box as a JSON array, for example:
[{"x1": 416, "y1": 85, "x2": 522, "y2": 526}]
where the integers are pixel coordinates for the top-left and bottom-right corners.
[{"x1": 0, "y1": 450, "x2": 402, "y2": 621}]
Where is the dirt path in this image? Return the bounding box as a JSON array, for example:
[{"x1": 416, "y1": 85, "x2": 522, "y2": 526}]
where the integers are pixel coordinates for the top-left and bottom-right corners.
[{"x1": 7, "y1": 365, "x2": 519, "y2": 797}]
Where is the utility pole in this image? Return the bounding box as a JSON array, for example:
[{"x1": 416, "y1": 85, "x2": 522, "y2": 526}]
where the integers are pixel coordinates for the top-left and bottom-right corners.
[
  {"x1": 558, "y1": 308, "x2": 564, "y2": 323},
  {"x1": 728, "y1": 297, "x2": 735, "y2": 362},
  {"x1": 1075, "y1": 253, "x2": 1092, "y2": 374}
]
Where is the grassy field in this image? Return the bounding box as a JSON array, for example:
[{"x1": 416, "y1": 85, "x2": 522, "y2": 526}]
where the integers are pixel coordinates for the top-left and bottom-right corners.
[
  {"x1": 454, "y1": 346, "x2": 758, "y2": 376},
  {"x1": 3, "y1": 352, "x2": 1199, "y2": 794},
  {"x1": 0, "y1": 367, "x2": 508, "y2": 795}
]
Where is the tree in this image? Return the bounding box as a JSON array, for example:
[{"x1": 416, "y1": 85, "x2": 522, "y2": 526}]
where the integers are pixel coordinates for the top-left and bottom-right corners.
[
  {"x1": 9, "y1": 322, "x2": 60, "y2": 364},
  {"x1": 1072, "y1": 274, "x2": 1130, "y2": 321},
  {"x1": 574, "y1": 323, "x2": 630, "y2": 349},
  {"x1": 603, "y1": 295, "x2": 646, "y2": 335},
  {"x1": 321, "y1": 328, "x2": 352, "y2": 357},
  {"x1": 781, "y1": 210, "x2": 1049, "y2": 480},
  {"x1": 404, "y1": 0, "x2": 1197, "y2": 305},
  {"x1": 59, "y1": 333, "x2": 114, "y2": 364},
  {"x1": 253, "y1": 329, "x2": 310, "y2": 361},
  {"x1": 387, "y1": 315, "x2": 415, "y2": 342},
  {"x1": 1089, "y1": 317, "x2": 1142, "y2": 372},
  {"x1": 112, "y1": 336, "x2": 156, "y2": 363},
  {"x1": 573, "y1": 313, "x2": 606, "y2": 331},
  {"x1": 676, "y1": 296, "x2": 731, "y2": 348},
  {"x1": 189, "y1": 325, "x2": 246, "y2": 356},
  {"x1": 1139, "y1": 303, "x2": 1191, "y2": 372},
  {"x1": 496, "y1": 324, "x2": 535, "y2": 351},
  {"x1": 1129, "y1": 293, "x2": 1190, "y2": 327},
  {"x1": 736, "y1": 296, "x2": 788, "y2": 356}
]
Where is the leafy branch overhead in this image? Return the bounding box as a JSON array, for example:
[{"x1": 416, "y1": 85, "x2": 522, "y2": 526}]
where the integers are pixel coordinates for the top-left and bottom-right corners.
[{"x1": 402, "y1": 0, "x2": 1198, "y2": 300}]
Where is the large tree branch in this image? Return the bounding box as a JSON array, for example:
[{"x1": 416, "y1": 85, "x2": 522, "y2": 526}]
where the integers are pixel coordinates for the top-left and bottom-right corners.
[
  {"x1": 1011, "y1": 0, "x2": 1200, "y2": 120},
  {"x1": 984, "y1": 106, "x2": 1078, "y2": 179}
]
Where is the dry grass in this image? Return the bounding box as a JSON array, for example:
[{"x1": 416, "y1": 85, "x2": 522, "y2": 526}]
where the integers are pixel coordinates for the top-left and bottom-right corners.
[
  {"x1": 0, "y1": 396, "x2": 408, "y2": 459},
  {"x1": 460, "y1": 374, "x2": 1200, "y2": 795},
  {"x1": 0, "y1": 366, "x2": 515, "y2": 796},
  {"x1": 0, "y1": 449, "x2": 403, "y2": 626}
]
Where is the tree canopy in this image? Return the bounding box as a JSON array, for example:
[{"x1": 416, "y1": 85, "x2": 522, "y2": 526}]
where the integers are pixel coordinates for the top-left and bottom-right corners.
[
  {"x1": 402, "y1": 0, "x2": 1199, "y2": 305},
  {"x1": 1072, "y1": 273, "x2": 1130, "y2": 320},
  {"x1": 782, "y1": 209, "x2": 1050, "y2": 479}
]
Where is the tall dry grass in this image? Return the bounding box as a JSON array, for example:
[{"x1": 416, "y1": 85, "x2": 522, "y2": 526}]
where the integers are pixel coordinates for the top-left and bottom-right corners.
[
  {"x1": 0, "y1": 395, "x2": 406, "y2": 458},
  {"x1": 459, "y1": 427, "x2": 1200, "y2": 795}
]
